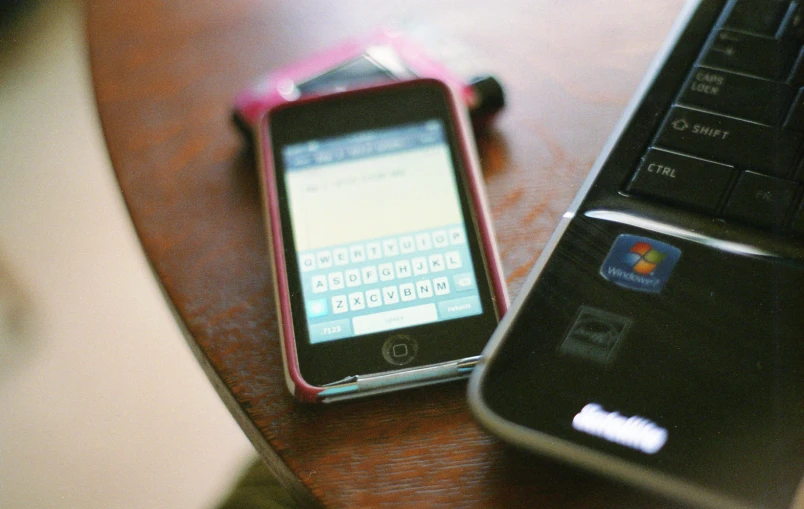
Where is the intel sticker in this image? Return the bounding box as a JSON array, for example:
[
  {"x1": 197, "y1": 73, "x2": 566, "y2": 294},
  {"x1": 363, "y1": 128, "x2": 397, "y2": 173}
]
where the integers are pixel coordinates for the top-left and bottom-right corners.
[
  {"x1": 559, "y1": 306, "x2": 631, "y2": 365},
  {"x1": 599, "y1": 234, "x2": 681, "y2": 294}
]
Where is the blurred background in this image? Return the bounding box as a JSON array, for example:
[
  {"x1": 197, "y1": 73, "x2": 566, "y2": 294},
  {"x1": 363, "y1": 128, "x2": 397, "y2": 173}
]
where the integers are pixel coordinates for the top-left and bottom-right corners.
[{"x1": 0, "y1": 0, "x2": 256, "y2": 507}]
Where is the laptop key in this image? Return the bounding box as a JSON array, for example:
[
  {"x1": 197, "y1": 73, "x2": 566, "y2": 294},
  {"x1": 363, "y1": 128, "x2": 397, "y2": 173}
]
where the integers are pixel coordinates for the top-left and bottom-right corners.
[
  {"x1": 790, "y1": 199, "x2": 804, "y2": 235},
  {"x1": 722, "y1": 170, "x2": 801, "y2": 230},
  {"x1": 777, "y1": 0, "x2": 804, "y2": 44},
  {"x1": 627, "y1": 148, "x2": 735, "y2": 213},
  {"x1": 656, "y1": 106, "x2": 802, "y2": 178},
  {"x1": 679, "y1": 67, "x2": 793, "y2": 125},
  {"x1": 723, "y1": 0, "x2": 791, "y2": 37},
  {"x1": 702, "y1": 29, "x2": 797, "y2": 79},
  {"x1": 783, "y1": 87, "x2": 804, "y2": 131}
]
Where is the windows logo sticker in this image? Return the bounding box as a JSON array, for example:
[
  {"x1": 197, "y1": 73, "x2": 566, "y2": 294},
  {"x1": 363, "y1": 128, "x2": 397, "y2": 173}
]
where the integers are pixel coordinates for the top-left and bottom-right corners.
[
  {"x1": 625, "y1": 241, "x2": 666, "y2": 275},
  {"x1": 600, "y1": 234, "x2": 681, "y2": 293}
]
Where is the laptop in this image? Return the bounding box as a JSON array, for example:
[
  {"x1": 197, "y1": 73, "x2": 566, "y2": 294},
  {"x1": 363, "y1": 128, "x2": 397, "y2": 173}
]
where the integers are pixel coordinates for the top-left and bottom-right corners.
[{"x1": 468, "y1": 1, "x2": 804, "y2": 508}]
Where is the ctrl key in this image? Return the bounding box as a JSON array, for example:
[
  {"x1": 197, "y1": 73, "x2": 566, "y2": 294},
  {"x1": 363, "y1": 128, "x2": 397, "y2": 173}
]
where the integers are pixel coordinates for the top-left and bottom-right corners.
[{"x1": 626, "y1": 149, "x2": 735, "y2": 213}]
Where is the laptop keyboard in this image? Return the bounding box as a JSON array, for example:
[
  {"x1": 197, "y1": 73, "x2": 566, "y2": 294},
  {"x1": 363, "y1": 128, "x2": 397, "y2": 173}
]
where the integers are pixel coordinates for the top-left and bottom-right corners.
[{"x1": 625, "y1": 0, "x2": 804, "y2": 235}]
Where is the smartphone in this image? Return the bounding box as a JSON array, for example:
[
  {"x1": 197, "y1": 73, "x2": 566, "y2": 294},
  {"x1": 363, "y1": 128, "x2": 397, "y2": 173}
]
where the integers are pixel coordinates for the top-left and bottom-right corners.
[
  {"x1": 232, "y1": 25, "x2": 505, "y2": 138},
  {"x1": 257, "y1": 79, "x2": 508, "y2": 403}
]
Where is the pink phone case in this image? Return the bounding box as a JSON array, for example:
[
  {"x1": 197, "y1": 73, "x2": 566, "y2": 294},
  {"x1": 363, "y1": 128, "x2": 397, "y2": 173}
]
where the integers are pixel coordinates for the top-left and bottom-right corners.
[
  {"x1": 257, "y1": 79, "x2": 508, "y2": 402},
  {"x1": 234, "y1": 27, "x2": 483, "y2": 133}
]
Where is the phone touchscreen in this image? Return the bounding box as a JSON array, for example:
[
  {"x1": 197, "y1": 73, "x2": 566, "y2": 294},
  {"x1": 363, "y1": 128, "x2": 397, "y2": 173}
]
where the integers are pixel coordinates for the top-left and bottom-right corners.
[{"x1": 281, "y1": 120, "x2": 484, "y2": 344}]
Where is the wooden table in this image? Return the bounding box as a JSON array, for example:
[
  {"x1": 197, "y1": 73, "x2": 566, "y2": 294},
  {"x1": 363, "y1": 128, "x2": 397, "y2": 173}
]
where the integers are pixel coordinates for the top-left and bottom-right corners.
[{"x1": 87, "y1": 1, "x2": 690, "y2": 507}]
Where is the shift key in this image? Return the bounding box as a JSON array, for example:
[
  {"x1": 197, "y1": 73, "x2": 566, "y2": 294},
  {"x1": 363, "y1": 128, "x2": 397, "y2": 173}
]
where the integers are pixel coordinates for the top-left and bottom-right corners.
[
  {"x1": 656, "y1": 107, "x2": 801, "y2": 178},
  {"x1": 627, "y1": 149, "x2": 735, "y2": 213}
]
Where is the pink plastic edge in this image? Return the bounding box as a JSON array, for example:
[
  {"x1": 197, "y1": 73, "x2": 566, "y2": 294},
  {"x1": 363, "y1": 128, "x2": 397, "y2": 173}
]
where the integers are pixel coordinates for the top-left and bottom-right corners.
[
  {"x1": 256, "y1": 118, "x2": 324, "y2": 403},
  {"x1": 257, "y1": 79, "x2": 507, "y2": 403},
  {"x1": 234, "y1": 27, "x2": 475, "y2": 129},
  {"x1": 438, "y1": 80, "x2": 509, "y2": 318}
]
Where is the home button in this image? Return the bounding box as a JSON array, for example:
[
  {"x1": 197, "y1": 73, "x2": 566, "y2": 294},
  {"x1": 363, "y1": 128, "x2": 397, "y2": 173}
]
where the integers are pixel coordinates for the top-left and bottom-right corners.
[{"x1": 382, "y1": 335, "x2": 418, "y2": 366}]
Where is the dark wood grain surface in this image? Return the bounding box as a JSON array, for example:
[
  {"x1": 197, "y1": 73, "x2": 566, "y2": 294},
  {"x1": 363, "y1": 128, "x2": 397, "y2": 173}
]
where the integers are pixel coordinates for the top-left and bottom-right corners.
[{"x1": 86, "y1": 1, "x2": 689, "y2": 507}]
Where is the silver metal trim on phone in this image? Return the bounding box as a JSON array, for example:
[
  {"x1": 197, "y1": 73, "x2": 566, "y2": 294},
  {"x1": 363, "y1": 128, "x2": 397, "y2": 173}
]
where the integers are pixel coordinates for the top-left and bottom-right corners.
[
  {"x1": 319, "y1": 355, "x2": 479, "y2": 402},
  {"x1": 468, "y1": 1, "x2": 800, "y2": 508}
]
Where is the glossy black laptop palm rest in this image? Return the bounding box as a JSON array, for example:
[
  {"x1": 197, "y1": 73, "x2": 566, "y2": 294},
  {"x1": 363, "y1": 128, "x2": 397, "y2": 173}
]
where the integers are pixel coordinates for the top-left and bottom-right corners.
[{"x1": 469, "y1": 1, "x2": 804, "y2": 508}]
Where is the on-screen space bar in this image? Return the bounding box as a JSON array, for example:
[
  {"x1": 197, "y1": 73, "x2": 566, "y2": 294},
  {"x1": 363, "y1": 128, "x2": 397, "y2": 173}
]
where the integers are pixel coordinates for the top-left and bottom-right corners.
[{"x1": 352, "y1": 304, "x2": 438, "y2": 336}]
